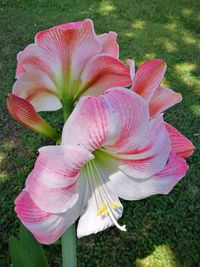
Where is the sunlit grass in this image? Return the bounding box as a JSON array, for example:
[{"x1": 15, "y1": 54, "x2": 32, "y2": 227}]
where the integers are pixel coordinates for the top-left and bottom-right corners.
[
  {"x1": 98, "y1": 0, "x2": 116, "y2": 15},
  {"x1": 136, "y1": 244, "x2": 180, "y2": 267},
  {"x1": 174, "y1": 63, "x2": 200, "y2": 93},
  {"x1": 132, "y1": 20, "x2": 146, "y2": 30},
  {"x1": 190, "y1": 105, "x2": 200, "y2": 117}
]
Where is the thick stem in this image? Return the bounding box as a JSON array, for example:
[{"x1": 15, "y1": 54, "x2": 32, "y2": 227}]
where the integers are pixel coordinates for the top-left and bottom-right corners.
[
  {"x1": 62, "y1": 224, "x2": 77, "y2": 267},
  {"x1": 61, "y1": 98, "x2": 77, "y2": 267},
  {"x1": 62, "y1": 98, "x2": 74, "y2": 122}
]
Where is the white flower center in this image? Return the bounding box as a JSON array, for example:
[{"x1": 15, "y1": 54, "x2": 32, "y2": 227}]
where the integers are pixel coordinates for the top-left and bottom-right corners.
[{"x1": 84, "y1": 156, "x2": 126, "y2": 232}]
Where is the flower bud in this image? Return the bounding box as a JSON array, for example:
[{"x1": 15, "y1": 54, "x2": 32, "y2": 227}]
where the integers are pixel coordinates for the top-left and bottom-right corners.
[{"x1": 7, "y1": 93, "x2": 59, "y2": 141}]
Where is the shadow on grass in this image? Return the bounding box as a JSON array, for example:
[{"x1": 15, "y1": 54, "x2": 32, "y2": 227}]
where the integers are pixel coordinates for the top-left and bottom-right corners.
[{"x1": 0, "y1": 0, "x2": 199, "y2": 266}]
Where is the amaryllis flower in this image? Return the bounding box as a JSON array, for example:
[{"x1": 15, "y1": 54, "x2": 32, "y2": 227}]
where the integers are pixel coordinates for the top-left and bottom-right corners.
[
  {"x1": 8, "y1": 19, "x2": 131, "y2": 127},
  {"x1": 129, "y1": 59, "x2": 194, "y2": 158},
  {"x1": 15, "y1": 88, "x2": 190, "y2": 244}
]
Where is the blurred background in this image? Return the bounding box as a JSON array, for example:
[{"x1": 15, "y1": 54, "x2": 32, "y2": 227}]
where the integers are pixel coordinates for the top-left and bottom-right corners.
[{"x1": 0, "y1": 0, "x2": 199, "y2": 266}]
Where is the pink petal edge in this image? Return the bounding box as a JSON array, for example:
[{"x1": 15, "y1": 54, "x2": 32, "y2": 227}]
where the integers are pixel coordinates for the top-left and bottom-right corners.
[
  {"x1": 166, "y1": 122, "x2": 195, "y2": 158},
  {"x1": 131, "y1": 59, "x2": 166, "y2": 101},
  {"x1": 149, "y1": 86, "x2": 182, "y2": 117}
]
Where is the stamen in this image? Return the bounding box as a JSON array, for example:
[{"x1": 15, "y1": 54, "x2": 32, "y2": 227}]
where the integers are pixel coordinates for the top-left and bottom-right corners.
[
  {"x1": 96, "y1": 202, "x2": 108, "y2": 216},
  {"x1": 90, "y1": 160, "x2": 127, "y2": 232},
  {"x1": 111, "y1": 201, "x2": 121, "y2": 209}
]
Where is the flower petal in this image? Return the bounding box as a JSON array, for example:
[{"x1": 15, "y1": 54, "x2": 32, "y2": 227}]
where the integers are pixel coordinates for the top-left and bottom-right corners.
[
  {"x1": 6, "y1": 93, "x2": 59, "y2": 139},
  {"x1": 16, "y1": 44, "x2": 59, "y2": 81},
  {"x1": 127, "y1": 59, "x2": 135, "y2": 81},
  {"x1": 13, "y1": 68, "x2": 61, "y2": 112},
  {"x1": 62, "y1": 88, "x2": 149, "y2": 151},
  {"x1": 110, "y1": 152, "x2": 188, "y2": 200},
  {"x1": 165, "y1": 123, "x2": 195, "y2": 158},
  {"x1": 35, "y1": 19, "x2": 100, "y2": 82},
  {"x1": 78, "y1": 55, "x2": 131, "y2": 98},
  {"x1": 54, "y1": 21, "x2": 84, "y2": 30},
  {"x1": 149, "y1": 86, "x2": 182, "y2": 117},
  {"x1": 101, "y1": 89, "x2": 169, "y2": 161},
  {"x1": 62, "y1": 91, "x2": 108, "y2": 151},
  {"x1": 118, "y1": 115, "x2": 171, "y2": 178},
  {"x1": 26, "y1": 145, "x2": 94, "y2": 213},
  {"x1": 15, "y1": 189, "x2": 84, "y2": 244},
  {"x1": 7, "y1": 93, "x2": 44, "y2": 127},
  {"x1": 131, "y1": 59, "x2": 166, "y2": 101},
  {"x1": 96, "y1": 31, "x2": 119, "y2": 58},
  {"x1": 16, "y1": 20, "x2": 85, "y2": 77}
]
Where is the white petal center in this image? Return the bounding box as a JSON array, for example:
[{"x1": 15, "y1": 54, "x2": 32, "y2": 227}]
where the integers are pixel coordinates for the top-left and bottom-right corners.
[{"x1": 83, "y1": 154, "x2": 126, "y2": 232}]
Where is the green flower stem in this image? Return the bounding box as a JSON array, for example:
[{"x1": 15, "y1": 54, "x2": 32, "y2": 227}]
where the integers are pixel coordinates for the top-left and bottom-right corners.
[
  {"x1": 61, "y1": 98, "x2": 76, "y2": 267},
  {"x1": 62, "y1": 224, "x2": 77, "y2": 267},
  {"x1": 62, "y1": 98, "x2": 74, "y2": 122}
]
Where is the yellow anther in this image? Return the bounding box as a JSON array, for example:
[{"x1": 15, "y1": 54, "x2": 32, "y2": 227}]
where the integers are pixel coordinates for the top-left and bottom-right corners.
[
  {"x1": 114, "y1": 201, "x2": 120, "y2": 208},
  {"x1": 110, "y1": 203, "x2": 115, "y2": 209},
  {"x1": 96, "y1": 209, "x2": 102, "y2": 216},
  {"x1": 96, "y1": 203, "x2": 108, "y2": 217},
  {"x1": 101, "y1": 203, "x2": 107, "y2": 212},
  {"x1": 110, "y1": 201, "x2": 121, "y2": 209}
]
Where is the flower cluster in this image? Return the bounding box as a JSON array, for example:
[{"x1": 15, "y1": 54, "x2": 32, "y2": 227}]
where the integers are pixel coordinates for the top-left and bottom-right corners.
[{"x1": 7, "y1": 19, "x2": 194, "y2": 244}]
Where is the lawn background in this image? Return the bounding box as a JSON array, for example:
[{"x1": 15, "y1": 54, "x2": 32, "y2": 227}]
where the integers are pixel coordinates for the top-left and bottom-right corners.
[{"x1": 0, "y1": 0, "x2": 200, "y2": 266}]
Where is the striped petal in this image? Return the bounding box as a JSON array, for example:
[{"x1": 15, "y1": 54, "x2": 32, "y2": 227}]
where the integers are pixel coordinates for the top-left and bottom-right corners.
[
  {"x1": 117, "y1": 115, "x2": 170, "y2": 178},
  {"x1": 16, "y1": 44, "x2": 59, "y2": 81},
  {"x1": 6, "y1": 93, "x2": 59, "y2": 139},
  {"x1": 26, "y1": 145, "x2": 94, "y2": 213},
  {"x1": 15, "y1": 188, "x2": 84, "y2": 244},
  {"x1": 110, "y1": 152, "x2": 188, "y2": 200},
  {"x1": 16, "y1": 20, "x2": 85, "y2": 78},
  {"x1": 149, "y1": 86, "x2": 182, "y2": 117},
  {"x1": 96, "y1": 31, "x2": 119, "y2": 58},
  {"x1": 62, "y1": 88, "x2": 148, "y2": 151},
  {"x1": 131, "y1": 59, "x2": 166, "y2": 102},
  {"x1": 78, "y1": 55, "x2": 131, "y2": 98},
  {"x1": 165, "y1": 123, "x2": 195, "y2": 158},
  {"x1": 34, "y1": 19, "x2": 100, "y2": 83},
  {"x1": 13, "y1": 68, "x2": 61, "y2": 112}
]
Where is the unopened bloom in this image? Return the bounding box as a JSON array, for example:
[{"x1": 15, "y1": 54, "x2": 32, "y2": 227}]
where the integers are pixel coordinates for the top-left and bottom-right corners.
[
  {"x1": 129, "y1": 58, "x2": 194, "y2": 158},
  {"x1": 6, "y1": 93, "x2": 59, "y2": 140},
  {"x1": 15, "y1": 88, "x2": 190, "y2": 244}
]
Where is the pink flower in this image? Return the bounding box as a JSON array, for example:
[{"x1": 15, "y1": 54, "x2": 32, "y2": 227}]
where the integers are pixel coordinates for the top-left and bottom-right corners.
[
  {"x1": 129, "y1": 59, "x2": 194, "y2": 158},
  {"x1": 11, "y1": 19, "x2": 131, "y2": 113},
  {"x1": 8, "y1": 19, "x2": 131, "y2": 134},
  {"x1": 15, "y1": 88, "x2": 189, "y2": 244}
]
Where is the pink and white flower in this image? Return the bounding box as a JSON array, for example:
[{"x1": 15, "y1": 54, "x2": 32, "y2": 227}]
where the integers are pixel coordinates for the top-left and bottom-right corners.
[
  {"x1": 129, "y1": 59, "x2": 194, "y2": 158},
  {"x1": 12, "y1": 19, "x2": 131, "y2": 113},
  {"x1": 15, "y1": 88, "x2": 189, "y2": 244}
]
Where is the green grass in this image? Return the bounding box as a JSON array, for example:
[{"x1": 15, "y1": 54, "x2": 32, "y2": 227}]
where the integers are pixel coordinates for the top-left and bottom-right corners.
[{"x1": 0, "y1": 0, "x2": 200, "y2": 266}]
